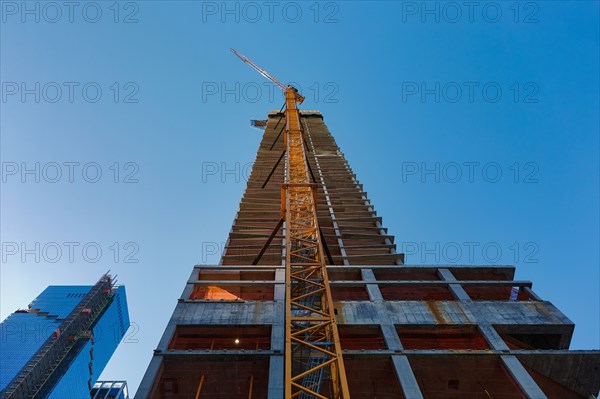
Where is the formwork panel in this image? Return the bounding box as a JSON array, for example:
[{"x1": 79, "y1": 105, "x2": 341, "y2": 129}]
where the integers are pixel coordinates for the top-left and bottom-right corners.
[
  {"x1": 328, "y1": 268, "x2": 363, "y2": 281},
  {"x1": 525, "y1": 367, "x2": 586, "y2": 399},
  {"x1": 379, "y1": 285, "x2": 454, "y2": 301},
  {"x1": 152, "y1": 359, "x2": 270, "y2": 399},
  {"x1": 499, "y1": 332, "x2": 564, "y2": 350},
  {"x1": 464, "y1": 286, "x2": 532, "y2": 301},
  {"x1": 338, "y1": 325, "x2": 387, "y2": 350},
  {"x1": 451, "y1": 269, "x2": 515, "y2": 281},
  {"x1": 345, "y1": 358, "x2": 405, "y2": 399},
  {"x1": 372, "y1": 268, "x2": 440, "y2": 281},
  {"x1": 331, "y1": 286, "x2": 371, "y2": 301},
  {"x1": 197, "y1": 269, "x2": 276, "y2": 281},
  {"x1": 408, "y1": 356, "x2": 525, "y2": 399}
]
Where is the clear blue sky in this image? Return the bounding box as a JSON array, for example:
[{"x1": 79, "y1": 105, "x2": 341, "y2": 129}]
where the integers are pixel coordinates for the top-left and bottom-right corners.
[{"x1": 1, "y1": 1, "x2": 598, "y2": 394}]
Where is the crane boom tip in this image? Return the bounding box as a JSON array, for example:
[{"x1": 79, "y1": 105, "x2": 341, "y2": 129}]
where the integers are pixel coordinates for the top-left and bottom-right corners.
[{"x1": 230, "y1": 48, "x2": 287, "y2": 92}]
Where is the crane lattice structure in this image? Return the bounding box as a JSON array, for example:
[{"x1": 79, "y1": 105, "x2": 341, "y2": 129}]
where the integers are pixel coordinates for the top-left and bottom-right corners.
[{"x1": 232, "y1": 49, "x2": 350, "y2": 399}]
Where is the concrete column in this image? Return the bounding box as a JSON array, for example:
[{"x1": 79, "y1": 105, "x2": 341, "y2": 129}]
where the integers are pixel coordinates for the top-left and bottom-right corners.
[
  {"x1": 523, "y1": 287, "x2": 542, "y2": 301},
  {"x1": 133, "y1": 356, "x2": 162, "y2": 399},
  {"x1": 181, "y1": 267, "x2": 200, "y2": 299},
  {"x1": 362, "y1": 268, "x2": 383, "y2": 301},
  {"x1": 361, "y1": 268, "x2": 424, "y2": 398},
  {"x1": 502, "y1": 355, "x2": 548, "y2": 399},
  {"x1": 468, "y1": 306, "x2": 547, "y2": 398},
  {"x1": 436, "y1": 267, "x2": 547, "y2": 398},
  {"x1": 156, "y1": 323, "x2": 177, "y2": 350},
  {"x1": 437, "y1": 268, "x2": 471, "y2": 301},
  {"x1": 479, "y1": 324, "x2": 510, "y2": 351},
  {"x1": 272, "y1": 269, "x2": 286, "y2": 350},
  {"x1": 361, "y1": 268, "x2": 376, "y2": 282},
  {"x1": 392, "y1": 355, "x2": 425, "y2": 399},
  {"x1": 381, "y1": 324, "x2": 402, "y2": 351},
  {"x1": 267, "y1": 356, "x2": 285, "y2": 399},
  {"x1": 268, "y1": 269, "x2": 286, "y2": 398}
]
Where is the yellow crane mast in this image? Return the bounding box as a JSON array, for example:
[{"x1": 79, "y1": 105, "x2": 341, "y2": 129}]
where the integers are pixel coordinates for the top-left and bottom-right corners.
[{"x1": 232, "y1": 49, "x2": 350, "y2": 399}]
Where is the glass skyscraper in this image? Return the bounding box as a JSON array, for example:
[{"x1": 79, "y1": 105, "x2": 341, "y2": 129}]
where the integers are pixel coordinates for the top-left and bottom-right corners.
[{"x1": 0, "y1": 275, "x2": 129, "y2": 398}]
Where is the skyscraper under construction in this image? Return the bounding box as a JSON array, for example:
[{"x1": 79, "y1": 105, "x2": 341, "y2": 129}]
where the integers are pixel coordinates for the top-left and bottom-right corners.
[
  {"x1": 1, "y1": 274, "x2": 130, "y2": 399},
  {"x1": 136, "y1": 106, "x2": 600, "y2": 398}
]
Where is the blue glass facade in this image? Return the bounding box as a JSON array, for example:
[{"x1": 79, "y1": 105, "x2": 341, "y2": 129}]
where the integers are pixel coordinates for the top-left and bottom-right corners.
[
  {"x1": 0, "y1": 312, "x2": 61, "y2": 390},
  {"x1": 0, "y1": 284, "x2": 129, "y2": 398}
]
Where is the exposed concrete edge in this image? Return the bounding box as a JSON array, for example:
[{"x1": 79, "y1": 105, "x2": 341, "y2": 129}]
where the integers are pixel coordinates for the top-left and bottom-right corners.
[
  {"x1": 268, "y1": 110, "x2": 323, "y2": 118},
  {"x1": 517, "y1": 351, "x2": 600, "y2": 397}
]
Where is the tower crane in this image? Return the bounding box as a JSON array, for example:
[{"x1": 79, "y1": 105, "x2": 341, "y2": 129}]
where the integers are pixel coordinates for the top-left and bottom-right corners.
[{"x1": 232, "y1": 48, "x2": 350, "y2": 399}]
